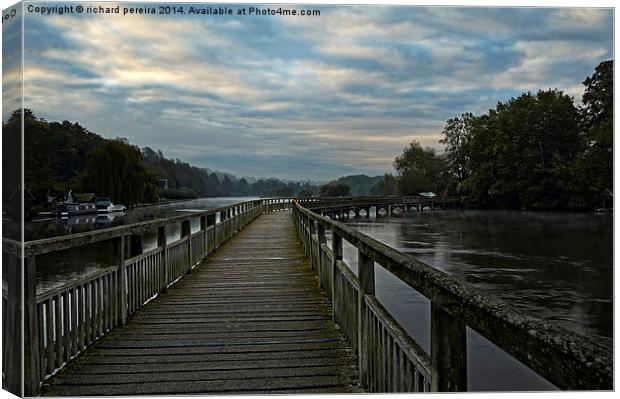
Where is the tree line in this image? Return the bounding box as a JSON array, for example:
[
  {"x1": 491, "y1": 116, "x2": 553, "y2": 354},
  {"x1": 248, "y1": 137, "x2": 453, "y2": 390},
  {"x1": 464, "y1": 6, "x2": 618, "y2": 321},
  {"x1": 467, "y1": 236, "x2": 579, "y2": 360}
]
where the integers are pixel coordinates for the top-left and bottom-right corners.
[
  {"x1": 374, "y1": 60, "x2": 612, "y2": 211},
  {"x1": 4, "y1": 110, "x2": 382, "y2": 219}
]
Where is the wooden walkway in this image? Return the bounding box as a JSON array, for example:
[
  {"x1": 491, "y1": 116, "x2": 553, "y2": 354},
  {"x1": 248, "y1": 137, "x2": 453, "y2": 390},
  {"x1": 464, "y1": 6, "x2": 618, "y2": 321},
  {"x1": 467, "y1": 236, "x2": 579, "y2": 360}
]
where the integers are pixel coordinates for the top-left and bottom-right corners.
[{"x1": 41, "y1": 211, "x2": 359, "y2": 395}]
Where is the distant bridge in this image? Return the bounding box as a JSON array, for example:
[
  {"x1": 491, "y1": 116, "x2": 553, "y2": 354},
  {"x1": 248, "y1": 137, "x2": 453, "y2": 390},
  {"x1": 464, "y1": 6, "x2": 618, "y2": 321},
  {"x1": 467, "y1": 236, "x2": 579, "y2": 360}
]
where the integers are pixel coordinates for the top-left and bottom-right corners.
[{"x1": 2, "y1": 197, "x2": 612, "y2": 395}]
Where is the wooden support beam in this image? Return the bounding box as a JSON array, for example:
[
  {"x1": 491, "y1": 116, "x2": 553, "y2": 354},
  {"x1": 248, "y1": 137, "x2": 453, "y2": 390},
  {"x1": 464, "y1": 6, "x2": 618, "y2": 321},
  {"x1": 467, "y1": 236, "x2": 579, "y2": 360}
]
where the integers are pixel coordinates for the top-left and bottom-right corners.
[
  {"x1": 331, "y1": 231, "x2": 342, "y2": 326},
  {"x1": 358, "y1": 249, "x2": 376, "y2": 391},
  {"x1": 4, "y1": 252, "x2": 22, "y2": 396},
  {"x1": 157, "y1": 226, "x2": 167, "y2": 292},
  {"x1": 431, "y1": 302, "x2": 467, "y2": 392},
  {"x1": 129, "y1": 234, "x2": 143, "y2": 258},
  {"x1": 114, "y1": 236, "x2": 127, "y2": 325},
  {"x1": 24, "y1": 256, "x2": 41, "y2": 396},
  {"x1": 181, "y1": 220, "x2": 192, "y2": 273},
  {"x1": 200, "y1": 215, "x2": 207, "y2": 256}
]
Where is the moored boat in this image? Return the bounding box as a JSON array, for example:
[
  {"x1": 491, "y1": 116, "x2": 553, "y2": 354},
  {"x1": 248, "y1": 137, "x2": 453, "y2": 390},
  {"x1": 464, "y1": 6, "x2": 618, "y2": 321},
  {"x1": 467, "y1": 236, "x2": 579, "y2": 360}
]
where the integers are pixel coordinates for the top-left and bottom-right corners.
[
  {"x1": 56, "y1": 202, "x2": 98, "y2": 216},
  {"x1": 95, "y1": 198, "x2": 127, "y2": 213}
]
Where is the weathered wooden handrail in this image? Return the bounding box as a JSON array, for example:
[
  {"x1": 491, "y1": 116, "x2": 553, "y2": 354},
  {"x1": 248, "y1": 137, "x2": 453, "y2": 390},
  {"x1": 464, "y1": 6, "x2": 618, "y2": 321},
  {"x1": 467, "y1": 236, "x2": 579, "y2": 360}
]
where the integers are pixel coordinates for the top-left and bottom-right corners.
[
  {"x1": 2, "y1": 198, "x2": 293, "y2": 396},
  {"x1": 292, "y1": 199, "x2": 612, "y2": 392}
]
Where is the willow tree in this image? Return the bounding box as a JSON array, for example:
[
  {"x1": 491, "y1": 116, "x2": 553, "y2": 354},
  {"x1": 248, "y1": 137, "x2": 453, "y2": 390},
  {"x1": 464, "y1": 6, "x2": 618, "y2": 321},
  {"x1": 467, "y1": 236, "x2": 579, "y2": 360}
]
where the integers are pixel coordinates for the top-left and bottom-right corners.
[{"x1": 82, "y1": 139, "x2": 149, "y2": 207}]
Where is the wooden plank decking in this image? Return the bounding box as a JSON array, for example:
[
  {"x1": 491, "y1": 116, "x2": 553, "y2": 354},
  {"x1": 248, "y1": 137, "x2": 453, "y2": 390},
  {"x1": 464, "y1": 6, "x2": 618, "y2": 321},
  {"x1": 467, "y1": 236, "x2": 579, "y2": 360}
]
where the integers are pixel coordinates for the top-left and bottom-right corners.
[{"x1": 41, "y1": 211, "x2": 359, "y2": 396}]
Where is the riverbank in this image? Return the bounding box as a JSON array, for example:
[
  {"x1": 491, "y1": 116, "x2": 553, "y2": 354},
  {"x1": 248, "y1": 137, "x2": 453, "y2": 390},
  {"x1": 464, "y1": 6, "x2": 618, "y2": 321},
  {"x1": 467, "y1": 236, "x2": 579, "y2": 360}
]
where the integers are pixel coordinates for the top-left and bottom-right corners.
[{"x1": 132, "y1": 198, "x2": 194, "y2": 209}]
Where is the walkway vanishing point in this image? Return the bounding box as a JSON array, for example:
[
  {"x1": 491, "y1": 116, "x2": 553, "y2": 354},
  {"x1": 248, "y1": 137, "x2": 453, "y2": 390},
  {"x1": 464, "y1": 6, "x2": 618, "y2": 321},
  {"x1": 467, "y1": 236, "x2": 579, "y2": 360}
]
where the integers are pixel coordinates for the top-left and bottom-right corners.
[{"x1": 2, "y1": 197, "x2": 613, "y2": 396}]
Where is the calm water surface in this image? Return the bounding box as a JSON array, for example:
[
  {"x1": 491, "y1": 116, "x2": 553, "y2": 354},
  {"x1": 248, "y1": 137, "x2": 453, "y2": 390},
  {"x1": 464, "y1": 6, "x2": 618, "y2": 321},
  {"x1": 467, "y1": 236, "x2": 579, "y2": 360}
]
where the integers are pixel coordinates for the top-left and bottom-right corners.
[{"x1": 338, "y1": 209, "x2": 613, "y2": 391}]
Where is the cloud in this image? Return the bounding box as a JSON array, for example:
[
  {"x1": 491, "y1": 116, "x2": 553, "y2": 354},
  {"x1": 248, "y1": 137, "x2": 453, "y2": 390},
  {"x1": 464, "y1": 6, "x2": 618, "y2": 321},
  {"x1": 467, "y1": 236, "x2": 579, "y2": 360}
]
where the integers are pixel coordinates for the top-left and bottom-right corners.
[{"x1": 16, "y1": 5, "x2": 613, "y2": 180}]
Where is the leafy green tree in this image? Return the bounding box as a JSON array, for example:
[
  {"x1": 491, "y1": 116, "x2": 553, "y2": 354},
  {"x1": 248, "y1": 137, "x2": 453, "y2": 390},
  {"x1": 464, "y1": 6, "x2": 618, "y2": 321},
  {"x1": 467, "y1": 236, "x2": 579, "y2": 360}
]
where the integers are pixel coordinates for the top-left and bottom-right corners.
[
  {"x1": 235, "y1": 178, "x2": 251, "y2": 196},
  {"x1": 394, "y1": 141, "x2": 447, "y2": 195},
  {"x1": 571, "y1": 60, "x2": 613, "y2": 207},
  {"x1": 298, "y1": 188, "x2": 315, "y2": 198},
  {"x1": 82, "y1": 139, "x2": 149, "y2": 207},
  {"x1": 333, "y1": 175, "x2": 382, "y2": 196},
  {"x1": 274, "y1": 186, "x2": 295, "y2": 197},
  {"x1": 373, "y1": 173, "x2": 399, "y2": 196},
  {"x1": 440, "y1": 112, "x2": 474, "y2": 194},
  {"x1": 462, "y1": 89, "x2": 580, "y2": 209},
  {"x1": 3, "y1": 109, "x2": 24, "y2": 224},
  {"x1": 17, "y1": 110, "x2": 106, "y2": 218},
  {"x1": 320, "y1": 183, "x2": 351, "y2": 197}
]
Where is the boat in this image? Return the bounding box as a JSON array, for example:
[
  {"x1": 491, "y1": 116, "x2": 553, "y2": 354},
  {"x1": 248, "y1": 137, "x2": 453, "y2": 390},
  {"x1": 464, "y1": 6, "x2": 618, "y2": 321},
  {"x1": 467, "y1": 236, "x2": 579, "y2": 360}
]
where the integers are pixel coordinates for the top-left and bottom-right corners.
[
  {"x1": 56, "y1": 202, "x2": 99, "y2": 217},
  {"x1": 95, "y1": 198, "x2": 127, "y2": 213},
  {"x1": 56, "y1": 191, "x2": 126, "y2": 216}
]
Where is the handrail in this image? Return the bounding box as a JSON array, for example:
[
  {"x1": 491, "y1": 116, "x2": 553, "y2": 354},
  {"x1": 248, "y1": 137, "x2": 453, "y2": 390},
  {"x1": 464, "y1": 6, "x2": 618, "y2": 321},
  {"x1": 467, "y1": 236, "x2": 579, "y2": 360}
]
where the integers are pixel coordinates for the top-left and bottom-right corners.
[
  {"x1": 292, "y1": 199, "x2": 612, "y2": 392},
  {"x1": 301, "y1": 195, "x2": 458, "y2": 209},
  {"x1": 20, "y1": 199, "x2": 271, "y2": 256},
  {"x1": 2, "y1": 197, "x2": 294, "y2": 396}
]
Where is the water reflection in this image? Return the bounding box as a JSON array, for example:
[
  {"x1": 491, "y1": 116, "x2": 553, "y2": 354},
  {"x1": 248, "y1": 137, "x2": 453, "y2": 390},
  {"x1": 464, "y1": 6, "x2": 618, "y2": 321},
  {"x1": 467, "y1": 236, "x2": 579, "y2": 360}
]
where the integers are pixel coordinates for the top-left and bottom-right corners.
[
  {"x1": 337, "y1": 209, "x2": 612, "y2": 390},
  {"x1": 22, "y1": 197, "x2": 258, "y2": 241},
  {"x1": 29, "y1": 197, "x2": 257, "y2": 293}
]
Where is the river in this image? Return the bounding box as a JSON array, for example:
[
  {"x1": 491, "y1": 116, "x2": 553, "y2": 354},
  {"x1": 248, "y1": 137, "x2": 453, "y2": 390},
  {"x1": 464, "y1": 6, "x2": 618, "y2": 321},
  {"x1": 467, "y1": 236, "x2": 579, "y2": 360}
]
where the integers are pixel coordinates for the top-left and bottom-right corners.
[{"x1": 338, "y1": 209, "x2": 612, "y2": 391}]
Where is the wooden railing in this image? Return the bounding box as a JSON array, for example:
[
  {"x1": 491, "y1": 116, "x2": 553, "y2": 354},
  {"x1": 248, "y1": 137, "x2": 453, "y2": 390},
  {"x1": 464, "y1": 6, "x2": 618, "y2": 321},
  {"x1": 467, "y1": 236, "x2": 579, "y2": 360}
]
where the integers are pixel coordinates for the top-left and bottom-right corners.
[
  {"x1": 2, "y1": 198, "x2": 292, "y2": 396},
  {"x1": 292, "y1": 199, "x2": 613, "y2": 392}
]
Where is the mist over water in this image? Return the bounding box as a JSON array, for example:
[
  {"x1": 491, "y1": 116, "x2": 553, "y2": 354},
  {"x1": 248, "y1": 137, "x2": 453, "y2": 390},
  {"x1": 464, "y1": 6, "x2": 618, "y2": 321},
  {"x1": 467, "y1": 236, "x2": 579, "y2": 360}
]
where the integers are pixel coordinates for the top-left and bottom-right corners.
[{"x1": 339, "y1": 209, "x2": 612, "y2": 391}]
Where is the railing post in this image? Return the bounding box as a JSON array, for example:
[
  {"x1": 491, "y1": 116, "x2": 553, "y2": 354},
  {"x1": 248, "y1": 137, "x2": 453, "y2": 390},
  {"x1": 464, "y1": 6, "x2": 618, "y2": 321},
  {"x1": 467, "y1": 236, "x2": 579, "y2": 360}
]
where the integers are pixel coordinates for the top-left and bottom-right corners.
[
  {"x1": 357, "y1": 249, "x2": 375, "y2": 390},
  {"x1": 309, "y1": 220, "x2": 316, "y2": 271},
  {"x1": 305, "y1": 215, "x2": 311, "y2": 258},
  {"x1": 181, "y1": 220, "x2": 192, "y2": 273},
  {"x1": 24, "y1": 255, "x2": 41, "y2": 396},
  {"x1": 331, "y1": 231, "x2": 342, "y2": 325},
  {"x1": 231, "y1": 207, "x2": 236, "y2": 233},
  {"x1": 157, "y1": 226, "x2": 167, "y2": 293},
  {"x1": 430, "y1": 302, "x2": 467, "y2": 392},
  {"x1": 129, "y1": 234, "x2": 143, "y2": 257},
  {"x1": 219, "y1": 211, "x2": 226, "y2": 246},
  {"x1": 115, "y1": 236, "x2": 127, "y2": 325},
  {"x1": 317, "y1": 224, "x2": 326, "y2": 290},
  {"x1": 4, "y1": 252, "x2": 22, "y2": 396},
  {"x1": 207, "y1": 214, "x2": 216, "y2": 253},
  {"x1": 200, "y1": 215, "x2": 207, "y2": 257},
  {"x1": 235, "y1": 206, "x2": 240, "y2": 231}
]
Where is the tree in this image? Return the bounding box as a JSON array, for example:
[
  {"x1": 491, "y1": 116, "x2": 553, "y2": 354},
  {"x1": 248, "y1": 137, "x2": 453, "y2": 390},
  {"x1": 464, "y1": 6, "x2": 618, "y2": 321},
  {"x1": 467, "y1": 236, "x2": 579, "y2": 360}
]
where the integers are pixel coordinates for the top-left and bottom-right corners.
[
  {"x1": 333, "y1": 175, "x2": 382, "y2": 196},
  {"x1": 373, "y1": 173, "x2": 399, "y2": 196},
  {"x1": 222, "y1": 175, "x2": 234, "y2": 195},
  {"x1": 462, "y1": 89, "x2": 580, "y2": 209},
  {"x1": 3, "y1": 109, "x2": 24, "y2": 223},
  {"x1": 440, "y1": 112, "x2": 474, "y2": 194},
  {"x1": 82, "y1": 139, "x2": 149, "y2": 207},
  {"x1": 320, "y1": 183, "x2": 351, "y2": 197},
  {"x1": 571, "y1": 60, "x2": 613, "y2": 207},
  {"x1": 298, "y1": 188, "x2": 315, "y2": 198},
  {"x1": 394, "y1": 141, "x2": 447, "y2": 195},
  {"x1": 235, "y1": 178, "x2": 251, "y2": 196}
]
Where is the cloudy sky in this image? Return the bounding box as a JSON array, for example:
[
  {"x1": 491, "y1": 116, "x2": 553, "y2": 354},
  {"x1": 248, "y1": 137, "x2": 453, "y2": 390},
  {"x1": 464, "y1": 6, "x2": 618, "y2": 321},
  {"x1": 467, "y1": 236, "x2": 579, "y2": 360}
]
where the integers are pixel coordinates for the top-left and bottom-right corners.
[{"x1": 4, "y1": 2, "x2": 614, "y2": 180}]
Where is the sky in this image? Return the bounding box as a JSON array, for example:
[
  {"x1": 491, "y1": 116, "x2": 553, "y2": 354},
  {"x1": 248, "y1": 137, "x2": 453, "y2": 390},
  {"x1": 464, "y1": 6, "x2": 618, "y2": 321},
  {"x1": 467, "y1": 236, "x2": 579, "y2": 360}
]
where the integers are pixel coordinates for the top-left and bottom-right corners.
[{"x1": 2, "y1": 1, "x2": 614, "y2": 181}]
